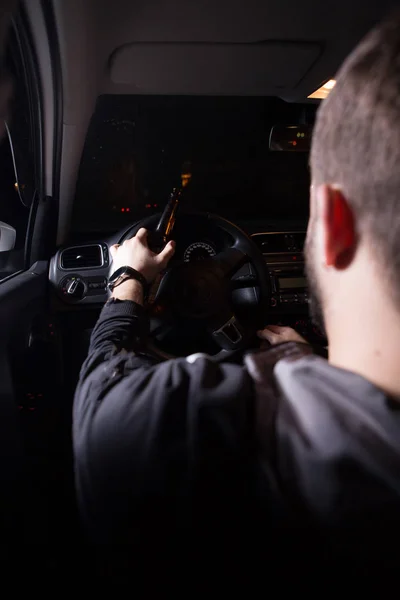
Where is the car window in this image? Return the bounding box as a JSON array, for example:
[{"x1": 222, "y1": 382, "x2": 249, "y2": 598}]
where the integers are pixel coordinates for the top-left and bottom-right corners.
[{"x1": 0, "y1": 27, "x2": 36, "y2": 280}]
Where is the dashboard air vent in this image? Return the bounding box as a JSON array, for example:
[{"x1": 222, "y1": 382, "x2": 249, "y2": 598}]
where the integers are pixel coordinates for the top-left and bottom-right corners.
[{"x1": 61, "y1": 245, "x2": 103, "y2": 269}]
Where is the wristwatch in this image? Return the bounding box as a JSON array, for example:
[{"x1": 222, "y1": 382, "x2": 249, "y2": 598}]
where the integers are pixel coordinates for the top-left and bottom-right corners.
[{"x1": 108, "y1": 266, "x2": 149, "y2": 297}]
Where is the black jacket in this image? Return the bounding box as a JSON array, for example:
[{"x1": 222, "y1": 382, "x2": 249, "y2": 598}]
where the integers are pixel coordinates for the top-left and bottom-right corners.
[{"x1": 73, "y1": 299, "x2": 400, "y2": 581}]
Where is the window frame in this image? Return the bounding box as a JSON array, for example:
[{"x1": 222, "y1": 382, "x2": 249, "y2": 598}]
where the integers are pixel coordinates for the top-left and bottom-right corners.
[{"x1": 0, "y1": 8, "x2": 44, "y2": 282}]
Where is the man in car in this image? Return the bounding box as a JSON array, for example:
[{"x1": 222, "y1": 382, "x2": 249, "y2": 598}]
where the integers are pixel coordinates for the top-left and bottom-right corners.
[{"x1": 73, "y1": 14, "x2": 400, "y2": 580}]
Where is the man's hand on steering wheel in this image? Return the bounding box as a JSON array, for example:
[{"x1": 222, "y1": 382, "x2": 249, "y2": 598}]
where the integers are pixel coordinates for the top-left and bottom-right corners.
[
  {"x1": 110, "y1": 228, "x2": 175, "y2": 302},
  {"x1": 257, "y1": 325, "x2": 308, "y2": 346}
]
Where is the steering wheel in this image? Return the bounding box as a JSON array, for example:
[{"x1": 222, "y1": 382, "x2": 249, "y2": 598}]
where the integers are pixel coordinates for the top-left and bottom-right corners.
[{"x1": 117, "y1": 211, "x2": 271, "y2": 359}]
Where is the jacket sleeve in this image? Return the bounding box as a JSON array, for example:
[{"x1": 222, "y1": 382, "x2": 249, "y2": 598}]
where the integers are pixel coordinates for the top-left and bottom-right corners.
[
  {"x1": 76, "y1": 298, "x2": 160, "y2": 383},
  {"x1": 73, "y1": 299, "x2": 256, "y2": 546}
]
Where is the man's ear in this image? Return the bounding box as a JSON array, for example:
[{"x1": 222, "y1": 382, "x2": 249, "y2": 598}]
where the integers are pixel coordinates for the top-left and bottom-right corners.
[{"x1": 316, "y1": 184, "x2": 357, "y2": 269}]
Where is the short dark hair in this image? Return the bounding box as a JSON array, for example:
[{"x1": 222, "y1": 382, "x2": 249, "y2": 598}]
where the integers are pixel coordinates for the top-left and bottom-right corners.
[{"x1": 311, "y1": 11, "x2": 400, "y2": 299}]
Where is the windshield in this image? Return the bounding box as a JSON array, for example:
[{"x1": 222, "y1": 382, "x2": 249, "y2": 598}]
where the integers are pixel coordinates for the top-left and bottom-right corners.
[{"x1": 72, "y1": 95, "x2": 313, "y2": 234}]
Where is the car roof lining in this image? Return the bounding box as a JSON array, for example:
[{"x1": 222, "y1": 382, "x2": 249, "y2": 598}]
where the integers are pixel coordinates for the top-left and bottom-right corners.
[{"x1": 55, "y1": 0, "x2": 399, "y2": 124}]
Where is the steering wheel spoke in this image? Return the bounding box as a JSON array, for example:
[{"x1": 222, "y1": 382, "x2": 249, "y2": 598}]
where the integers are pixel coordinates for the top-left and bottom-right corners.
[
  {"x1": 209, "y1": 311, "x2": 253, "y2": 351},
  {"x1": 212, "y1": 247, "x2": 248, "y2": 278},
  {"x1": 230, "y1": 275, "x2": 258, "y2": 290}
]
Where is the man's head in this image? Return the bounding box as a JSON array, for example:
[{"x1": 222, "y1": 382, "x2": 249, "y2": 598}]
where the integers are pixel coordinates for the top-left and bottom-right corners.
[{"x1": 307, "y1": 11, "x2": 400, "y2": 337}]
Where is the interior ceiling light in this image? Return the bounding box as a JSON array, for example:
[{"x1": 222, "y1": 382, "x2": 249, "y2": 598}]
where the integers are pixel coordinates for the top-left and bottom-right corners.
[{"x1": 308, "y1": 79, "x2": 336, "y2": 99}]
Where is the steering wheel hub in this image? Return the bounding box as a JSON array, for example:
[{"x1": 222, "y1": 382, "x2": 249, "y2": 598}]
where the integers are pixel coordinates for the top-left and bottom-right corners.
[{"x1": 165, "y1": 261, "x2": 227, "y2": 320}]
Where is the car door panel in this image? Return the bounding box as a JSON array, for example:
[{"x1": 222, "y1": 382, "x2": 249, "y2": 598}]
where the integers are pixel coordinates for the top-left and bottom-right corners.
[{"x1": 0, "y1": 261, "x2": 51, "y2": 543}]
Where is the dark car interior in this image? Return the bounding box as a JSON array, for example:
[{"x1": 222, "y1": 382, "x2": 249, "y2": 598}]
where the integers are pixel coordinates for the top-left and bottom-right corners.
[{"x1": 0, "y1": 0, "x2": 398, "y2": 555}]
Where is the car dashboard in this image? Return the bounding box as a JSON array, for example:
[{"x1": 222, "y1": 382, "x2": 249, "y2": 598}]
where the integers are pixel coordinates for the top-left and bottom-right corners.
[{"x1": 49, "y1": 219, "x2": 324, "y2": 346}]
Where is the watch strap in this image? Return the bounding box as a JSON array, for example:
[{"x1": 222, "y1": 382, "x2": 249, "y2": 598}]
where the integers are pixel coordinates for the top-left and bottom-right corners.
[{"x1": 108, "y1": 266, "x2": 148, "y2": 295}]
